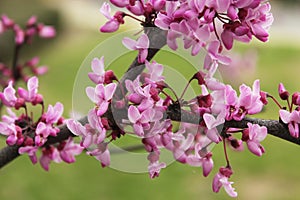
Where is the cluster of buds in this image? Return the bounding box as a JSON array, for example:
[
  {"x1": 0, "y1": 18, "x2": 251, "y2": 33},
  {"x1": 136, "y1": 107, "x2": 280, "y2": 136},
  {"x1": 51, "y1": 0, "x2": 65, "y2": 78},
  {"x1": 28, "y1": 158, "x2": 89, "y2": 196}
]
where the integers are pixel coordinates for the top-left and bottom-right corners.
[
  {"x1": 0, "y1": 76, "x2": 83, "y2": 170},
  {"x1": 0, "y1": 15, "x2": 55, "y2": 88}
]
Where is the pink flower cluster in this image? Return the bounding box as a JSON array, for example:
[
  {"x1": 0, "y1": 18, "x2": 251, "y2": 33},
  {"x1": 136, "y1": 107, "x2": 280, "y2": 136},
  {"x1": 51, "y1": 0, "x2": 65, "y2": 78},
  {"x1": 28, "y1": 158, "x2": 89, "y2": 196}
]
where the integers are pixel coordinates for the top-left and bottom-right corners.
[
  {"x1": 0, "y1": 15, "x2": 55, "y2": 45},
  {"x1": 67, "y1": 57, "x2": 118, "y2": 167},
  {"x1": 0, "y1": 76, "x2": 82, "y2": 170},
  {"x1": 99, "y1": 1, "x2": 273, "y2": 67},
  {"x1": 278, "y1": 83, "x2": 300, "y2": 138},
  {"x1": 0, "y1": 15, "x2": 55, "y2": 88}
]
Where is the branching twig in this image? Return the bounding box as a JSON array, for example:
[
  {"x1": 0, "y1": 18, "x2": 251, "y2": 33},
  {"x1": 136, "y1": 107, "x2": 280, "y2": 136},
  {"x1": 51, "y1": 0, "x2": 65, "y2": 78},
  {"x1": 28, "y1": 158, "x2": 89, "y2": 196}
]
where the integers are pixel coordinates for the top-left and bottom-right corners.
[{"x1": 0, "y1": 27, "x2": 299, "y2": 170}]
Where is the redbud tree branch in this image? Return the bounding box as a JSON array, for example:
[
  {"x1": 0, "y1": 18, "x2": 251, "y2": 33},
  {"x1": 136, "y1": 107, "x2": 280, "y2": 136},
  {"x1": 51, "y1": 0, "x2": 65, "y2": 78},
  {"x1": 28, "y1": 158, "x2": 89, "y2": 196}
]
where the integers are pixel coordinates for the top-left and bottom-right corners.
[{"x1": 0, "y1": 27, "x2": 299, "y2": 170}]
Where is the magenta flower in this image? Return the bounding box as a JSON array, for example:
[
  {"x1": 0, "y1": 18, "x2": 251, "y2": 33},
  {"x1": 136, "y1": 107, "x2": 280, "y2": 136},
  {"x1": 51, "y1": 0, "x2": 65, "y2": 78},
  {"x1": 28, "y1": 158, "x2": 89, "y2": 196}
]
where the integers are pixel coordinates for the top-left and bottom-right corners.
[
  {"x1": 88, "y1": 143, "x2": 110, "y2": 168},
  {"x1": 279, "y1": 110, "x2": 300, "y2": 138},
  {"x1": 88, "y1": 57, "x2": 116, "y2": 84},
  {"x1": 67, "y1": 109, "x2": 106, "y2": 148},
  {"x1": 58, "y1": 138, "x2": 84, "y2": 163},
  {"x1": 19, "y1": 146, "x2": 39, "y2": 164},
  {"x1": 128, "y1": 105, "x2": 144, "y2": 137},
  {"x1": 204, "y1": 41, "x2": 231, "y2": 69},
  {"x1": 2, "y1": 108, "x2": 17, "y2": 124},
  {"x1": 18, "y1": 76, "x2": 40, "y2": 103},
  {"x1": 38, "y1": 25, "x2": 56, "y2": 38},
  {"x1": 147, "y1": 151, "x2": 166, "y2": 179},
  {"x1": 88, "y1": 57, "x2": 106, "y2": 84},
  {"x1": 0, "y1": 122, "x2": 23, "y2": 146},
  {"x1": 203, "y1": 113, "x2": 224, "y2": 143},
  {"x1": 35, "y1": 122, "x2": 56, "y2": 146},
  {"x1": 243, "y1": 123, "x2": 267, "y2": 156},
  {"x1": 148, "y1": 161, "x2": 166, "y2": 179},
  {"x1": 0, "y1": 81, "x2": 17, "y2": 107},
  {"x1": 233, "y1": 79, "x2": 264, "y2": 121},
  {"x1": 14, "y1": 25, "x2": 24, "y2": 45},
  {"x1": 122, "y1": 33, "x2": 149, "y2": 63},
  {"x1": 43, "y1": 102, "x2": 64, "y2": 125},
  {"x1": 145, "y1": 60, "x2": 164, "y2": 84},
  {"x1": 212, "y1": 167, "x2": 238, "y2": 197},
  {"x1": 40, "y1": 146, "x2": 61, "y2": 171},
  {"x1": 110, "y1": 0, "x2": 129, "y2": 7},
  {"x1": 155, "y1": 1, "x2": 179, "y2": 30},
  {"x1": 100, "y1": 2, "x2": 124, "y2": 33},
  {"x1": 278, "y1": 83, "x2": 289, "y2": 100},
  {"x1": 86, "y1": 83, "x2": 117, "y2": 116}
]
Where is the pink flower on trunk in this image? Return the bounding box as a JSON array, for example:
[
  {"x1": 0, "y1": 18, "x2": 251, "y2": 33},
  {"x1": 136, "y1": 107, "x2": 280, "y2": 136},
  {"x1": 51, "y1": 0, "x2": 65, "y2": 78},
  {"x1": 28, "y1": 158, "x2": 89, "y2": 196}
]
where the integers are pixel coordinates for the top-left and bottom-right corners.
[
  {"x1": 43, "y1": 102, "x2": 64, "y2": 125},
  {"x1": 242, "y1": 123, "x2": 267, "y2": 156},
  {"x1": 203, "y1": 113, "x2": 224, "y2": 143},
  {"x1": 58, "y1": 138, "x2": 84, "y2": 163},
  {"x1": 86, "y1": 83, "x2": 117, "y2": 116},
  {"x1": 279, "y1": 110, "x2": 300, "y2": 138},
  {"x1": 122, "y1": 33, "x2": 149, "y2": 63}
]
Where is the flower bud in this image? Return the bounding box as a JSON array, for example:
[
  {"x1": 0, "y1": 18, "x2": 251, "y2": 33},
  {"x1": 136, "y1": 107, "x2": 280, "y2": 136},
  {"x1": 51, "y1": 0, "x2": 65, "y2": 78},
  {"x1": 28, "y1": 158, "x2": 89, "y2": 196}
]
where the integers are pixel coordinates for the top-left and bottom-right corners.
[
  {"x1": 292, "y1": 92, "x2": 300, "y2": 106},
  {"x1": 278, "y1": 83, "x2": 289, "y2": 100}
]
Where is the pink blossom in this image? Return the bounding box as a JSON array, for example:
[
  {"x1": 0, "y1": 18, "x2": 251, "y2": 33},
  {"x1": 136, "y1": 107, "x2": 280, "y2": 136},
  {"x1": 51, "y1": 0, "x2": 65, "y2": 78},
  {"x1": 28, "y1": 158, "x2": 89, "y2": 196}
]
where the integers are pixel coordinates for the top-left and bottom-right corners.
[
  {"x1": 128, "y1": 105, "x2": 144, "y2": 136},
  {"x1": 38, "y1": 25, "x2": 56, "y2": 38},
  {"x1": 88, "y1": 143, "x2": 110, "y2": 167},
  {"x1": 203, "y1": 113, "x2": 224, "y2": 143},
  {"x1": 148, "y1": 161, "x2": 166, "y2": 179},
  {"x1": 279, "y1": 110, "x2": 300, "y2": 138},
  {"x1": 86, "y1": 83, "x2": 117, "y2": 116},
  {"x1": 147, "y1": 151, "x2": 166, "y2": 178},
  {"x1": 13, "y1": 25, "x2": 25, "y2": 45},
  {"x1": 43, "y1": 102, "x2": 64, "y2": 125},
  {"x1": 145, "y1": 60, "x2": 164, "y2": 84},
  {"x1": 0, "y1": 81, "x2": 17, "y2": 107},
  {"x1": 67, "y1": 109, "x2": 106, "y2": 148},
  {"x1": 19, "y1": 146, "x2": 38, "y2": 164},
  {"x1": 0, "y1": 122, "x2": 23, "y2": 146},
  {"x1": 17, "y1": 76, "x2": 40, "y2": 103},
  {"x1": 155, "y1": 1, "x2": 180, "y2": 30},
  {"x1": 88, "y1": 56, "x2": 116, "y2": 84},
  {"x1": 212, "y1": 169, "x2": 238, "y2": 197},
  {"x1": 122, "y1": 33, "x2": 149, "y2": 63},
  {"x1": 88, "y1": 57, "x2": 105, "y2": 84},
  {"x1": 35, "y1": 122, "x2": 57, "y2": 146},
  {"x1": 126, "y1": 1, "x2": 144, "y2": 16},
  {"x1": 233, "y1": 79, "x2": 264, "y2": 121},
  {"x1": 2, "y1": 108, "x2": 17, "y2": 124},
  {"x1": 58, "y1": 138, "x2": 84, "y2": 163},
  {"x1": 173, "y1": 133, "x2": 194, "y2": 163},
  {"x1": 292, "y1": 92, "x2": 300, "y2": 106},
  {"x1": 100, "y1": 2, "x2": 124, "y2": 33},
  {"x1": 204, "y1": 41, "x2": 231, "y2": 69},
  {"x1": 110, "y1": 0, "x2": 129, "y2": 8},
  {"x1": 243, "y1": 123, "x2": 267, "y2": 156},
  {"x1": 40, "y1": 146, "x2": 61, "y2": 171},
  {"x1": 1, "y1": 15, "x2": 14, "y2": 28},
  {"x1": 278, "y1": 83, "x2": 289, "y2": 100}
]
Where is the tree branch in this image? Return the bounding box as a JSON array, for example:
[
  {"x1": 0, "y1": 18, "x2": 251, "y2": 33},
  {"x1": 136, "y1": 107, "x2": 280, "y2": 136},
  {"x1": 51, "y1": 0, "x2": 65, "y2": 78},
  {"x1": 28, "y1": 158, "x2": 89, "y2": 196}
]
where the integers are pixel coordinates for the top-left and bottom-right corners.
[{"x1": 1, "y1": 27, "x2": 299, "y2": 170}]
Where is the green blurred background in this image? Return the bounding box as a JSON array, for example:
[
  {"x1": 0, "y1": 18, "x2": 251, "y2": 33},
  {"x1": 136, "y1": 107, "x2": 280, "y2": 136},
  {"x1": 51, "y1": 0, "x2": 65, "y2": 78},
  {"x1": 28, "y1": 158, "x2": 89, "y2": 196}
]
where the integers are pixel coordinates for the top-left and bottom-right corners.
[{"x1": 1, "y1": 0, "x2": 300, "y2": 199}]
